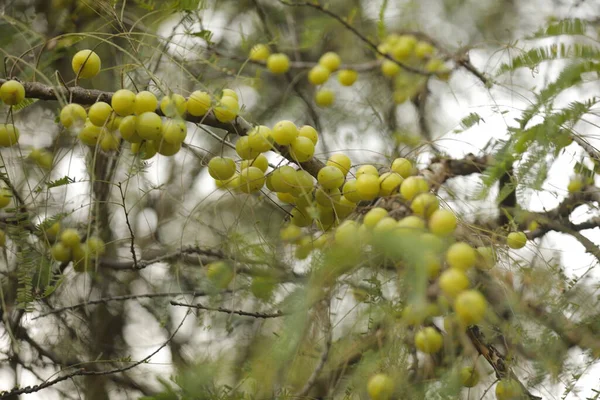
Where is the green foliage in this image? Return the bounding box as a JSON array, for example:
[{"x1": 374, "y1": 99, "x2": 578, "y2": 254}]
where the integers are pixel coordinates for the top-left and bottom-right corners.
[
  {"x1": 497, "y1": 44, "x2": 600, "y2": 75},
  {"x1": 529, "y1": 18, "x2": 587, "y2": 39}
]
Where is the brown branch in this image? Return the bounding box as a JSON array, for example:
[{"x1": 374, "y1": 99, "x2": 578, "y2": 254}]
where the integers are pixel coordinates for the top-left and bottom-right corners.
[
  {"x1": 33, "y1": 290, "x2": 222, "y2": 320},
  {"x1": 466, "y1": 326, "x2": 542, "y2": 400},
  {"x1": 170, "y1": 301, "x2": 284, "y2": 319}
]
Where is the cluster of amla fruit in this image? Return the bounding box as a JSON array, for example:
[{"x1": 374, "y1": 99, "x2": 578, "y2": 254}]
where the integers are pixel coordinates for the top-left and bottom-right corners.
[
  {"x1": 0, "y1": 79, "x2": 26, "y2": 147},
  {"x1": 62, "y1": 49, "x2": 241, "y2": 158},
  {"x1": 45, "y1": 222, "x2": 106, "y2": 272},
  {"x1": 366, "y1": 371, "x2": 524, "y2": 400},
  {"x1": 249, "y1": 44, "x2": 357, "y2": 108},
  {"x1": 377, "y1": 33, "x2": 451, "y2": 104}
]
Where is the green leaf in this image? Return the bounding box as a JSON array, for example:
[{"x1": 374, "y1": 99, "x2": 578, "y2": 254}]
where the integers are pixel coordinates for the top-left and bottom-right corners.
[
  {"x1": 497, "y1": 44, "x2": 600, "y2": 75},
  {"x1": 529, "y1": 18, "x2": 587, "y2": 39},
  {"x1": 37, "y1": 176, "x2": 75, "y2": 192},
  {"x1": 458, "y1": 112, "x2": 484, "y2": 131}
]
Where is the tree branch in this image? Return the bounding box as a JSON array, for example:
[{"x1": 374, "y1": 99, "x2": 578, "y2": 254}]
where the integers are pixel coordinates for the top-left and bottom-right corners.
[{"x1": 170, "y1": 301, "x2": 284, "y2": 319}]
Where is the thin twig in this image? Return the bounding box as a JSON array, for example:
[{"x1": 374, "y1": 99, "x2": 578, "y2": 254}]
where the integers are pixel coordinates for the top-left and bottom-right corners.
[
  {"x1": 117, "y1": 182, "x2": 138, "y2": 268},
  {"x1": 0, "y1": 309, "x2": 192, "y2": 399},
  {"x1": 170, "y1": 301, "x2": 284, "y2": 318},
  {"x1": 33, "y1": 290, "x2": 222, "y2": 320}
]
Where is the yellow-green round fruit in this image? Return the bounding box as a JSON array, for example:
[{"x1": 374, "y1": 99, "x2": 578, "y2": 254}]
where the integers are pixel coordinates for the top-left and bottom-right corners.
[
  {"x1": 241, "y1": 154, "x2": 268, "y2": 173},
  {"x1": 391, "y1": 35, "x2": 417, "y2": 60},
  {"x1": 378, "y1": 172, "x2": 403, "y2": 196},
  {"x1": 136, "y1": 112, "x2": 163, "y2": 141},
  {"x1": 157, "y1": 139, "x2": 181, "y2": 156},
  {"x1": 373, "y1": 217, "x2": 398, "y2": 234},
  {"x1": 248, "y1": 125, "x2": 273, "y2": 153},
  {"x1": 119, "y1": 116, "x2": 142, "y2": 143},
  {"x1": 425, "y1": 58, "x2": 446, "y2": 73},
  {"x1": 160, "y1": 94, "x2": 187, "y2": 118},
  {"x1": 207, "y1": 261, "x2": 234, "y2": 288},
  {"x1": 86, "y1": 236, "x2": 106, "y2": 257},
  {"x1": 439, "y1": 268, "x2": 470, "y2": 298},
  {"x1": 397, "y1": 215, "x2": 425, "y2": 230},
  {"x1": 319, "y1": 52, "x2": 341, "y2": 71},
  {"x1": 269, "y1": 166, "x2": 297, "y2": 193},
  {"x1": 414, "y1": 41, "x2": 435, "y2": 59},
  {"x1": 414, "y1": 327, "x2": 443, "y2": 353},
  {"x1": 315, "y1": 89, "x2": 334, "y2": 107},
  {"x1": 100, "y1": 131, "x2": 120, "y2": 152},
  {"x1": 88, "y1": 102, "x2": 113, "y2": 127},
  {"x1": 334, "y1": 220, "x2": 360, "y2": 247},
  {"x1": 221, "y1": 89, "x2": 238, "y2": 101},
  {"x1": 308, "y1": 65, "x2": 330, "y2": 85},
  {"x1": 381, "y1": 60, "x2": 401, "y2": 77},
  {"x1": 78, "y1": 121, "x2": 102, "y2": 146},
  {"x1": 495, "y1": 379, "x2": 522, "y2": 400},
  {"x1": 45, "y1": 222, "x2": 61, "y2": 242},
  {"x1": 391, "y1": 158, "x2": 413, "y2": 178},
  {"x1": 338, "y1": 69, "x2": 358, "y2": 86},
  {"x1": 72, "y1": 243, "x2": 93, "y2": 272},
  {"x1": 111, "y1": 89, "x2": 136, "y2": 116},
  {"x1": 235, "y1": 136, "x2": 261, "y2": 160},
  {"x1": 568, "y1": 177, "x2": 584, "y2": 193},
  {"x1": 428, "y1": 209, "x2": 457, "y2": 236},
  {"x1": 239, "y1": 166, "x2": 266, "y2": 193},
  {"x1": 291, "y1": 207, "x2": 312, "y2": 227},
  {"x1": 276, "y1": 192, "x2": 296, "y2": 204},
  {"x1": 250, "y1": 276, "x2": 276, "y2": 301},
  {"x1": 187, "y1": 91, "x2": 211, "y2": 116},
  {"x1": 424, "y1": 253, "x2": 442, "y2": 279},
  {"x1": 393, "y1": 91, "x2": 409, "y2": 104},
  {"x1": 454, "y1": 289, "x2": 487, "y2": 326},
  {"x1": 318, "y1": 166, "x2": 345, "y2": 190},
  {"x1": 60, "y1": 103, "x2": 87, "y2": 128},
  {"x1": 213, "y1": 96, "x2": 239, "y2": 123},
  {"x1": 290, "y1": 136, "x2": 315, "y2": 162},
  {"x1": 400, "y1": 176, "x2": 428, "y2": 201},
  {"x1": 327, "y1": 154, "x2": 351, "y2": 175},
  {"x1": 29, "y1": 148, "x2": 42, "y2": 161},
  {"x1": 266, "y1": 53, "x2": 290, "y2": 74},
  {"x1": 411, "y1": 193, "x2": 439, "y2": 218},
  {"x1": 333, "y1": 196, "x2": 356, "y2": 219},
  {"x1": 356, "y1": 164, "x2": 379, "y2": 178},
  {"x1": 272, "y1": 120, "x2": 298, "y2": 146},
  {"x1": 446, "y1": 242, "x2": 476, "y2": 271},
  {"x1": 356, "y1": 174, "x2": 380, "y2": 201},
  {"x1": 0, "y1": 80, "x2": 25, "y2": 105},
  {"x1": 460, "y1": 366, "x2": 480, "y2": 387},
  {"x1": 60, "y1": 228, "x2": 80, "y2": 248},
  {"x1": 476, "y1": 246, "x2": 496, "y2": 270},
  {"x1": 249, "y1": 44, "x2": 270, "y2": 61},
  {"x1": 507, "y1": 231, "x2": 527, "y2": 249},
  {"x1": 134, "y1": 91, "x2": 158, "y2": 115},
  {"x1": 280, "y1": 224, "x2": 302, "y2": 242},
  {"x1": 161, "y1": 119, "x2": 187, "y2": 144},
  {"x1": 72, "y1": 49, "x2": 101, "y2": 79},
  {"x1": 315, "y1": 187, "x2": 341, "y2": 207},
  {"x1": 131, "y1": 140, "x2": 157, "y2": 160},
  {"x1": 342, "y1": 179, "x2": 361, "y2": 203},
  {"x1": 0, "y1": 124, "x2": 19, "y2": 147},
  {"x1": 363, "y1": 207, "x2": 388, "y2": 229},
  {"x1": 37, "y1": 151, "x2": 53, "y2": 170},
  {"x1": 208, "y1": 156, "x2": 236, "y2": 180},
  {"x1": 0, "y1": 188, "x2": 11, "y2": 208},
  {"x1": 51, "y1": 242, "x2": 71, "y2": 262},
  {"x1": 367, "y1": 373, "x2": 394, "y2": 400},
  {"x1": 295, "y1": 236, "x2": 313, "y2": 260},
  {"x1": 298, "y1": 125, "x2": 318, "y2": 145}
]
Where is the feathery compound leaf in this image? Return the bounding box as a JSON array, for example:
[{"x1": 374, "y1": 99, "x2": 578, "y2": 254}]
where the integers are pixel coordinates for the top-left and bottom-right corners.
[
  {"x1": 458, "y1": 112, "x2": 484, "y2": 131},
  {"x1": 529, "y1": 18, "x2": 587, "y2": 39},
  {"x1": 497, "y1": 44, "x2": 600, "y2": 75}
]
